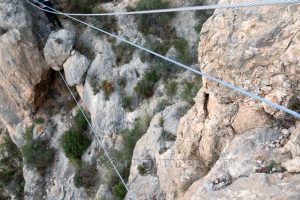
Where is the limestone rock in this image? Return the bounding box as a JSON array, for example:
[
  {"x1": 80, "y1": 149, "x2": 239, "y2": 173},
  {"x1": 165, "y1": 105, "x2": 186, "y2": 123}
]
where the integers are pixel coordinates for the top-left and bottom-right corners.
[
  {"x1": 63, "y1": 51, "x2": 90, "y2": 86},
  {"x1": 44, "y1": 29, "x2": 75, "y2": 71},
  {"x1": 282, "y1": 157, "x2": 300, "y2": 173},
  {"x1": 162, "y1": 102, "x2": 189, "y2": 136},
  {"x1": 0, "y1": 0, "x2": 49, "y2": 134},
  {"x1": 126, "y1": 114, "x2": 165, "y2": 200},
  {"x1": 232, "y1": 103, "x2": 272, "y2": 134},
  {"x1": 32, "y1": 124, "x2": 54, "y2": 141},
  {"x1": 284, "y1": 122, "x2": 300, "y2": 158}
]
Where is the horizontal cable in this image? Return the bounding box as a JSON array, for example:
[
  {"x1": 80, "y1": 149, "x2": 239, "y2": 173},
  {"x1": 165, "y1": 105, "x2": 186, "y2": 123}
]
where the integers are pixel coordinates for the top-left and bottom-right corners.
[
  {"x1": 27, "y1": 0, "x2": 300, "y2": 119},
  {"x1": 27, "y1": 0, "x2": 300, "y2": 16}
]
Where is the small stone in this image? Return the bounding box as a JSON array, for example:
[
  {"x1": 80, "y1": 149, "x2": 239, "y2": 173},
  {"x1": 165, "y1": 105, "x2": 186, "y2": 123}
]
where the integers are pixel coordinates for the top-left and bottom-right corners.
[{"x1": 282, "y1": 129, "x2": 290, "y2": 135}]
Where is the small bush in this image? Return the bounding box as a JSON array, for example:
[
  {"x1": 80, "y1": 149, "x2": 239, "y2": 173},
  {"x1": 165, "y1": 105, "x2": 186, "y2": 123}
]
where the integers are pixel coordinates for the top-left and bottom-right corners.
[
  {"x1": 73, "y1": 110, "x2": 88, "y2": 132},
  {"x1": 33, "y1": 117, "x2": 45, "y2": 125},
  {"x1": 61, "y1": 130, "x2": 91, "y2": 160},
  {"x1": 113, "y1": 42, "x2": 135, "y2": 66},
  {"x1": 137, "y1": 164, "x2": 146, "y2": 175},
  {"x1": 134, "y1": 0, "x2": 175, "y2": 38},
  {"x1": 74, "y1": 162, "x2": 98, "y2": 189},
  {"x1": 0, "y1": 131, "x2": 24, "y2": 199},
  {"x1": 166, "y1": 81, "x2": 177, "y2": 96},
  {"x1": 181, "y1": 78, "x2": 202, "y2": 105},
  {"x1": 122, "y1": 96, "x2": 132, "y2": 111},
  {"x1": 112, "y1": 181, "x2": 127, "y2": 200},
  {"x1": 21, "y1": 127, "x2": 55, "y2": 173},
  {"x1": 135, "y1": 69, "x2": 159, "y2": 99},
  {"x1": 172, "y1": 37, "x2": 190, "y2": 64},
  {"x1": 101, "y1": 80, "x2": 114, "y2": 98}
]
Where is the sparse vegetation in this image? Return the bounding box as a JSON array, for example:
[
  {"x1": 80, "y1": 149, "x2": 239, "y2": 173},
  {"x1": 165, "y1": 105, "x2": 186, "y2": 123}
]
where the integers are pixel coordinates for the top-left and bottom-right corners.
[
  {"x1": 113, "y1": 42, "x2": 135, "y2": 66},
  {"x1": 181, "y1": 78, "x2": 202, "y2": 105},
  {"x1": 21, "y1": 127, "x2": 55, "y2": 173},
  {"x1": 90, "y1": 6, "x2": 118, "y2": 35},
  {"x1": 176, "y1": 105, "x2": 191, "y2": 117},
  {"x1": 98, "y1": 116, "x2": 152, "y2": 197},
  {"x1": 0, "y1": 130, "x2": 24, "y2": 199},
  {"x1": 172, "y1": 37, "x2": 190, "y2": 64},
  {"x1": 122, "y1": 96, "x2": 132, "y2": 111},
  {"x1": 193, "y1": 0, "x2": 214, "y2": 33},
  {"x1": 33, "y1": 117, "x2": 45, "y2": 125},
  {"x1": 134, "y1": 0, "x2": 176, "y2": 38},
  {"x1": 73, "y1": 110, "x2": 88, "y2": 132},
  {"x1": 166, "y1": 81, "x2": 177, "y2": 96},
  {"x1": 74, "y1": 162, "x2": 98, "y2": 189},
  {"x1": 74, "y1": 41, "x2": 95, "y2": 60},
  {"x1": 157, "y1": 99, "x2": 171, "y2": 112},
  {"x1": 137, "y1": 164, "x2": 146, "y2": 175},
  {"x1": 101, "y1": 80, "x2": 114, "y2": 98},
  {"x1": 117, "y1": 77, "x2": 127, "y2": 89},
  {"x1": 112, "y1": 181, "x2": 127, "y2": 200},
  {"x1": 135, "y1": 69, "x2": 159, "y2": 99},
  {"x1": 61, "y1": 130, "x2": 91, "y2": 160}
]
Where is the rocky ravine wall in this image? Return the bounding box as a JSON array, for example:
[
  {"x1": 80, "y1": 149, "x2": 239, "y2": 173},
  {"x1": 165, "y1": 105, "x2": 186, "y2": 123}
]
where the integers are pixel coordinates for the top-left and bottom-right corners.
[
  {"x1": 155, "y1": 1, "x2": 300, "y2": 199},
  {"x1": 0, "y1": 0, "x2": 50, "y2": 146},
  {"x1": 1, "y1": 0, "x2": 300, "y2": 199}
]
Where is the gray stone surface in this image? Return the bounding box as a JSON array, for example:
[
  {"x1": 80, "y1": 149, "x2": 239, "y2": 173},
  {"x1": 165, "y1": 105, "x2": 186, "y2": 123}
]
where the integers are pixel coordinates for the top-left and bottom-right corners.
[
  {"x1": 63, "y1": 51, "x2": 90, "y2": 86},
  {"x1": 44, "y1": 29, "x2": 75, "y2": 71}
]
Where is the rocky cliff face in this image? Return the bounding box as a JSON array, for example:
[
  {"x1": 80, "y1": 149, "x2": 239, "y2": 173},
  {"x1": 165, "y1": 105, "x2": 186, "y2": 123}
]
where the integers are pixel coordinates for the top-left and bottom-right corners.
[
  {"x1": 157, "y1": 1, "x2": 300, "y2": 199},
  {"x1": 0, "y1": 0, "x2": 50, "y2": 144},
  {"x1": 0, "y1": 0, "x2": 300, "y2": 199}
]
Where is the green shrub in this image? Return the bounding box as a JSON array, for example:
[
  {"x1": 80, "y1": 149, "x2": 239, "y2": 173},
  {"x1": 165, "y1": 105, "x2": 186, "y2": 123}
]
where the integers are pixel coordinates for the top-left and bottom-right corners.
[
  {"x1": 73, "y1": 110, "x2": 88, "y2": 132},
  {"x1": 61, "y1": 130, "x2": 91, "y2": 160},
  {"x1": 0, "y1": 130, "x2": 24, "y2": 199},
  {"x1": 113, "y1": 42, "x2": 135, "y2": 66},
  {"x1": 181, "y1": 78, "x2": 202, "y2": 105},
  {"x1": 134, "y1": 0, "x2": 175, "y2": 38},
  {"x1": 122, "y1": 96, "x2": 132, "y2": 111},
  {"x1": 193, "y1": 0, "x2": 214, "y2": 33},
  {"x1": 101, "y1": 80, "x2": 114, "y2": 98},
  {"x1": 21, "y1": 127, "x2": 55, "y2": 173},
  {"x1": 172, "y1": 37, "x2": 190, "y2": 64},
  {"x1": 137, "y1": 164, "x2": 146, "y2": 175},
  {"x1": 74, "y1": 162, "x2": 98, "y2": 189},
  {"x1": 166, "y1": 81, "x2": 177, "y2": 96},
  {"x1": 33, "y1": 117, "x2": 45, "y2": 125},
  {"x1": 112, "y1": 181, "x2": 127, "y2": 200},
  {"x1": 135, "y1": 69, "x2": 159, "y2": 99}
]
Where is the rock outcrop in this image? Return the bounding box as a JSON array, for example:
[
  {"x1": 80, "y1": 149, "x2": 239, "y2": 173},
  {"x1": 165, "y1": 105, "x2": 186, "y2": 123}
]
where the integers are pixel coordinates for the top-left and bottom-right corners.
[
  {"x1": 155, "y1": 1, "x2": 300, "y2": 199},
  {"x1": 44, "y1": 29, "x2": 75, "y2": 71},
  {"x1": 63, "y1": 51, "x2": 90, "y2": 86},
  {"x1": 0, "y1": 0, "x2": 49, "y2": 135}
]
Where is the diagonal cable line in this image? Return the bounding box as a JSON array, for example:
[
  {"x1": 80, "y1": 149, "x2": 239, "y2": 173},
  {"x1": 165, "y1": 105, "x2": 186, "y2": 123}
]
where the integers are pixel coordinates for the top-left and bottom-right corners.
[
  {"x1": 27, "y1": 0, "x2": 300, "y2": 16},
  {"x1": 26, "y1": 0, "x2": 300, "y2": 119},
  {"x1": 57, "y1": 71, "x2": 135, "y2": 199}
]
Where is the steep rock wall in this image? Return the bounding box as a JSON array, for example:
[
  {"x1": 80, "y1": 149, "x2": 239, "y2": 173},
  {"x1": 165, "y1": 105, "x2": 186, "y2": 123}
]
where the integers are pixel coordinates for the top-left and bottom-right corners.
[
  {"x1": 156, "y1": 1, "x2": 300, "y2": 199},
  {"x1": 0, "y1": 0, "x2": 50, "y2": 136}
]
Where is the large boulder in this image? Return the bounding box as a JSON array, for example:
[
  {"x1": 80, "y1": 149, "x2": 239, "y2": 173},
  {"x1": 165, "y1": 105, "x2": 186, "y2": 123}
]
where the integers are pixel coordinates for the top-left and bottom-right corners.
[
  {"x1": 44, "y1": 29, "x2": 75, "y2": 71},
  {"x1": 63, "y1": 51, "x2": 90, "y2": 86}
]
